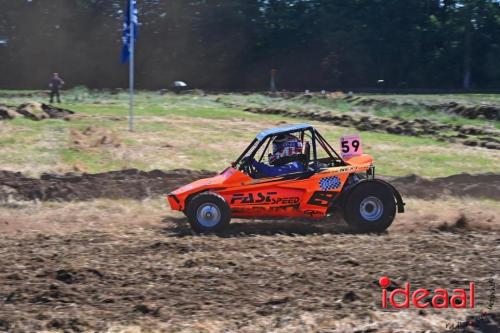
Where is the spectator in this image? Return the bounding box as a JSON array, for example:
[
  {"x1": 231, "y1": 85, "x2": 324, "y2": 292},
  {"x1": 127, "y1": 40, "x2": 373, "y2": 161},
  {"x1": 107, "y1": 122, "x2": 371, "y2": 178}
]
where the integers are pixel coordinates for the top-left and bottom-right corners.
[{"x1": 49, "y1": 73, "x2": 65, "y2": 103}]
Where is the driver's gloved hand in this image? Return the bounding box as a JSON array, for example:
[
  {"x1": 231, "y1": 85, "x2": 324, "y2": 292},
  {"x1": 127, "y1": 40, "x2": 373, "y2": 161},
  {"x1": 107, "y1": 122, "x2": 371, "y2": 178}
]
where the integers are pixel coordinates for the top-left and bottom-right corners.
[{"x1": 241, "y1": 156, "x2": 253, "y2": 164}]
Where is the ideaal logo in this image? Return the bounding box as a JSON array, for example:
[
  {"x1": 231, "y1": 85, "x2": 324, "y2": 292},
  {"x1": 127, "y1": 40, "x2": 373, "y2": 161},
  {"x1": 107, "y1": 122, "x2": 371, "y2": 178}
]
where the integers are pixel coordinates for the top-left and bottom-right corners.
[{"x1": 379, "y1": 276, "x2": 475, "y2": 309}]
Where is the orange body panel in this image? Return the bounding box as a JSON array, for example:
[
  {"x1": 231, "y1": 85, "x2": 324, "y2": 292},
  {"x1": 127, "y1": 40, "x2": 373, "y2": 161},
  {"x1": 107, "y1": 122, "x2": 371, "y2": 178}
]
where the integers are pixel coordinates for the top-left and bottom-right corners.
[{"x1": 167, "y1": 154, "x2": 373, "y2": 219}]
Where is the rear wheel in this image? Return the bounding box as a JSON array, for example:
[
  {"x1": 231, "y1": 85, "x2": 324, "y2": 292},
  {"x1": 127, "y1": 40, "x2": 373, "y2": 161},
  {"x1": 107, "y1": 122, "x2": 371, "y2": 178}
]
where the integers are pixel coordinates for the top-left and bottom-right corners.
[
  {"x1": 344, "y1": 181, "x2": 396, "y2": 233},
  {"x1": 186, "y1": 193, "x2": 231, "y2": 233}
]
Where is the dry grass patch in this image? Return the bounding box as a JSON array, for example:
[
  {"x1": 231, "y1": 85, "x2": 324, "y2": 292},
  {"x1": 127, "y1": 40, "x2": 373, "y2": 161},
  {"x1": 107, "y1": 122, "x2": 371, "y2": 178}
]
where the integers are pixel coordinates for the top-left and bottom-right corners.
[{"x1": 0, "y1": 198, "x2": 170, "y2": 235}]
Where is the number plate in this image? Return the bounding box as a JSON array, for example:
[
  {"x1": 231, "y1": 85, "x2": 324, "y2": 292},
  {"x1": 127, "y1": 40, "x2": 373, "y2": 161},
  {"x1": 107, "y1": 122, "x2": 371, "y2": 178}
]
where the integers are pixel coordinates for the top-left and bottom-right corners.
[{"x1": 340, "y1": 134, "x2": 363, "y2": 158}]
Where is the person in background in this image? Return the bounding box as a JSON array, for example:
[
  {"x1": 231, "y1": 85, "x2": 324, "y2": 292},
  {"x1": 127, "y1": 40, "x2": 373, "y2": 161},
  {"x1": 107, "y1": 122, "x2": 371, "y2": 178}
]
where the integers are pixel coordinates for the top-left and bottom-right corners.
[{"x1": 49, "y1": 73, "x2": 65, "y2": 103}]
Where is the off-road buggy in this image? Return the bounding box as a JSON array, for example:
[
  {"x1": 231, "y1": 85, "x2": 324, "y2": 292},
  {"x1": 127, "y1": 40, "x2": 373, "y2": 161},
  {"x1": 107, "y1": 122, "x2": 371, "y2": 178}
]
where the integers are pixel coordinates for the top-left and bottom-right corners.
[{"x1": 167, "y1": 124, "x2": 404, "y2": 233}]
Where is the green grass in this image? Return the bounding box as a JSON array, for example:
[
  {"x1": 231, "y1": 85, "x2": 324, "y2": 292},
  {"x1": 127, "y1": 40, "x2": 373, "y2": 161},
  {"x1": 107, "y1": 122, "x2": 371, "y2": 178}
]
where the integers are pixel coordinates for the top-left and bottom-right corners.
[
  {"x1": 0, "y1": 89, "x2": 41, "y2": 95},
  {"x1": 362, "y1": 93, "x2": 500, "y2": 104},
  {"x1": 59, "y1": 148, "x2": 141, "y2": 173},
  {"x1": 215, "y1": 93, "x2": 500, "y2": 130},
  {"x1": 309, "y1": 127, "x2": 494, "y2": 176},
  {"x1": 368, "y1": 104, "x2": 500, "y2": 129},
  {"x1": 0, "y1": 90, "x2": 498, "y2": 177},
  {"x1": 62, "y1": 95, "x2": 259, "y2": 120},
  {"x1": 299, "y1": 96, "x2": 499, "y2": 129}
]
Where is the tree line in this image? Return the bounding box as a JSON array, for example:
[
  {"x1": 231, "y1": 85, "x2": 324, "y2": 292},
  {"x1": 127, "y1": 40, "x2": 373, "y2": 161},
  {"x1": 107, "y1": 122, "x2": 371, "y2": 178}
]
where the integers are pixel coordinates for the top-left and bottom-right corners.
[{"x1": 0, "y1": 0, "x2": 499, "y2": 90}]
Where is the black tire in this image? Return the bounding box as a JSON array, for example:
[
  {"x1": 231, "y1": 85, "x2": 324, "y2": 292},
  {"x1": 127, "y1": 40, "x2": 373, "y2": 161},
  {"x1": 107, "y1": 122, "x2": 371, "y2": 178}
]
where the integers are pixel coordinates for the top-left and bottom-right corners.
[
  {"x1": 343, "y1": 181, "x2": 396, "y2": 233},
  {"x1": 186, "y1": 192, "x2": 231, "y2": 233}
]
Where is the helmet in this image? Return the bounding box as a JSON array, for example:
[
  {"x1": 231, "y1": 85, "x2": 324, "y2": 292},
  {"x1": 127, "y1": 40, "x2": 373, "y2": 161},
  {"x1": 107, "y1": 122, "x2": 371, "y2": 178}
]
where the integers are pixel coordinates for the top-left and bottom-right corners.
[{"x1": 268, "y1": 134, "x2": 303, "y2": 165}]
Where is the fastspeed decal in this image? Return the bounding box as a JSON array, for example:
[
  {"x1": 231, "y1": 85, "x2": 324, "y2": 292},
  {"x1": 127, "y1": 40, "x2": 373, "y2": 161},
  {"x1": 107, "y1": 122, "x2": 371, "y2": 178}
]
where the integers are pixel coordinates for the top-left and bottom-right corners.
[{"x1": 230, "y1": 192, "x2": 299, "y2": 206}]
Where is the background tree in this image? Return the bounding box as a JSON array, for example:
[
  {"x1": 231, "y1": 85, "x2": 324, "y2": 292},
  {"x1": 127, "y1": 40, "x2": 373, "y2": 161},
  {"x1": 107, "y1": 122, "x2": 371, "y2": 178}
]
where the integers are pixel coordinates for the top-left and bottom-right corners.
[{"x1": 0, "y1": 0, "x2": 499, "y2": 90}]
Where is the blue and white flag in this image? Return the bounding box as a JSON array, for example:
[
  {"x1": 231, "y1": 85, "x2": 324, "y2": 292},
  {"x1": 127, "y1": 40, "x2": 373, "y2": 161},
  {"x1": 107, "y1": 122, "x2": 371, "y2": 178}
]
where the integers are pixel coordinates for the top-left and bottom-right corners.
[{"x1": 121, "y1": 0, "x2": 138, "y2": 64}]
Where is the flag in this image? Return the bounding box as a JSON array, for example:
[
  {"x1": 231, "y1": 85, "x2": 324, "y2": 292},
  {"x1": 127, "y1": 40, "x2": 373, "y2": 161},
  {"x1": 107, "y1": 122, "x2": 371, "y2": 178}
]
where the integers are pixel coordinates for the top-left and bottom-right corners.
[{"x1": 121, "y1": 0, "x2": 138, "y2": 64}]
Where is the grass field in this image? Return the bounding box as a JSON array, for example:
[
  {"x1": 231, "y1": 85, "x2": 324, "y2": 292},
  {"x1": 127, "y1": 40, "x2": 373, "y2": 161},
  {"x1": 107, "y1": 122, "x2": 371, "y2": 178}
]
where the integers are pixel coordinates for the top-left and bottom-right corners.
[{"x1": 0, "y1": 89, "x2": 499, "y2": 177}]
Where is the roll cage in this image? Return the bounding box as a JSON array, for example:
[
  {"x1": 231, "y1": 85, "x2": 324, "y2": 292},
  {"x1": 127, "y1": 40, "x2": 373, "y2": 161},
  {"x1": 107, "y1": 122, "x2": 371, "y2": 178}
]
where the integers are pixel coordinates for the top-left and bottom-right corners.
[{"x1": 234, "y1": 124, "x2": 346, "y2": 175}]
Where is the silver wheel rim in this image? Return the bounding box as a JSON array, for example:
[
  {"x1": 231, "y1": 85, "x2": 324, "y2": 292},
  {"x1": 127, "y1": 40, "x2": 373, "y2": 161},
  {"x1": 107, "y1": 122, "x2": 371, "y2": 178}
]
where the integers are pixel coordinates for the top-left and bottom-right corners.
[
  {"x1": 360, "y1": 196, "x2": 384, "y2": 222},
  {"x1": 196, "y1": 203, "x2": 221, "y2": 227}
]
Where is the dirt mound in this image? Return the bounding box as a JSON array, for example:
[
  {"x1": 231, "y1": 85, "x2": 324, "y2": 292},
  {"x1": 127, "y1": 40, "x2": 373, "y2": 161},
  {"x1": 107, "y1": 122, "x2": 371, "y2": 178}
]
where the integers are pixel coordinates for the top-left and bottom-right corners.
[
  {"x1": 16, "y1": 102, "x2": 50, "y2": 120},
  {"x1": 244, "y1": 107, "x2": 500, "y2": 150},
  {"x1": 328, "y1": 95, "x2": 500, "y2": 121},
  {"x1": 0, "y1": 104, "x2": 18, "y2": 119},
  {"x1": 387, "y1": 173, "x2": 500, "y2": 200},
  {"x1": 1, "y1": 169, "x2": 498, "y2": 203},
  {"x1": 427, "y1": 101, "x2": 500, "y2": 120},
  {"x1": 70, "y1": 126, "x2": 122, "y2": 150},
  {"x1": 0, "y1": 102, "x2": 74, "y2": 121},
  {"x1": 40, "y1": 103, "x2": 74, "y2": 118},
  {"x1": 0, "y1": 169, "x2": 215, "y2": 202}
]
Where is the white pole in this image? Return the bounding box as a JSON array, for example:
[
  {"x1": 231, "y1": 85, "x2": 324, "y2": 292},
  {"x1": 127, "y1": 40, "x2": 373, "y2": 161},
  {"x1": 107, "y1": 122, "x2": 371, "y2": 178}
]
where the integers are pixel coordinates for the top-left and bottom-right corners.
[{"x1": 128, "y1": 0, "x2": 135, "y2": 132}]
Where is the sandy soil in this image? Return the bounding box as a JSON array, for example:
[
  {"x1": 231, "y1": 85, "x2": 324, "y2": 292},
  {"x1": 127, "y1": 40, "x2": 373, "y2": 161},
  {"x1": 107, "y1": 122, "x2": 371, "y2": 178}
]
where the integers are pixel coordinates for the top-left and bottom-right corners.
[{"x1": 0, "y1": 222, "x2": 498, "y2": 333}]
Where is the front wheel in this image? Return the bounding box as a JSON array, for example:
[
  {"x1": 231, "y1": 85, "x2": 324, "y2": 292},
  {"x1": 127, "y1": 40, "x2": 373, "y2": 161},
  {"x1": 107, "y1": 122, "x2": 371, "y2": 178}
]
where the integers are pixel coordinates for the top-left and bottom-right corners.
[
  {"x1": 343, "y1": 181, "x2": 396, "y2": 233},
  {"x1": 186, "y1": 192, "x2": 231, "y2": 233}
]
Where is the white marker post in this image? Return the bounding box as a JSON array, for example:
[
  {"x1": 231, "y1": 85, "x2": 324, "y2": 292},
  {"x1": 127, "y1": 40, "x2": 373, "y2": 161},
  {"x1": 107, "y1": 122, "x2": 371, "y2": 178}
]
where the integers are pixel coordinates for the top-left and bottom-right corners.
[{"x1": 128, "y1": 0, "x2": 135, "y2": 132}]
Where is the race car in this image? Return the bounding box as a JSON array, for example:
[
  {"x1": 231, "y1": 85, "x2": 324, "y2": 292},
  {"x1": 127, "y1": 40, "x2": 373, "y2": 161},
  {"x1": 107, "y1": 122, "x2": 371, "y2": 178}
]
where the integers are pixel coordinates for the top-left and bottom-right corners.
[{"x1": 167, "y1": 124, "x2": 404, "y2": 233}]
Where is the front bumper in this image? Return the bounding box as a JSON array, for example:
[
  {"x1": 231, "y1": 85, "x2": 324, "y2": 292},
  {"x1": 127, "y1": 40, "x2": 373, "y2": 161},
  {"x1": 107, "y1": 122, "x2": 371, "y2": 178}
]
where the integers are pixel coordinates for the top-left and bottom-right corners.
[{"x1": 167, "y1": 193, "x2": 182, "y2": 211}]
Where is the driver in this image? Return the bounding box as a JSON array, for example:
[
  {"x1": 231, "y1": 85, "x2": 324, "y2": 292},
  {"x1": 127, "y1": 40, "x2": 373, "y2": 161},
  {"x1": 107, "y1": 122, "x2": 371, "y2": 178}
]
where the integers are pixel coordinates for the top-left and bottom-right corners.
[{"x1": 249, "y1": 134, "x2": 305, "y2": 177}]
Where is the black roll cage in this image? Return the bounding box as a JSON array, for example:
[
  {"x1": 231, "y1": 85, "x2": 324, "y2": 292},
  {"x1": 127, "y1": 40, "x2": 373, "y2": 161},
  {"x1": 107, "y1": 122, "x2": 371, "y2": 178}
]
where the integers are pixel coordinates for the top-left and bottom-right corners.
[{"x1": 234, "y1": 127, "x2": 346, "y2": 171}]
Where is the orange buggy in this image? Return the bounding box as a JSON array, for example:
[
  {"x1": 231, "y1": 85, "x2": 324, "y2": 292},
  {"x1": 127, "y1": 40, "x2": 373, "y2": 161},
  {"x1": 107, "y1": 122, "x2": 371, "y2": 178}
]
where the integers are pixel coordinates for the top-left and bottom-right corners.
[{"x1": 167, "y1": 124, "x2": 404, "y2": 233}]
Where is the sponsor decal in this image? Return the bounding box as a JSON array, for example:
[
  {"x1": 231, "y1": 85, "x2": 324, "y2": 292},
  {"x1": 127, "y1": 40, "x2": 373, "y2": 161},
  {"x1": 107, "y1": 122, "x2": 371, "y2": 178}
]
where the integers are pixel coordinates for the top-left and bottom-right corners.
[
  {"x1": 307, "y1": 191, "x2": 337, "y2": 207},
  {"x1": 319, "y1": 176, "x2": 341, "y2": 190},
  {"x1": 230, "y1": 192, "x2": 299, "y2": 206},
  {"x1": 304, "y1": 210, "x2": 323, "y2": 217},
  {"x1": 319, "y1": 165, "x2": 371, "y2": 174},
  {"x1": 232, "y1": 203, "x2": 300, "y2": 213}
]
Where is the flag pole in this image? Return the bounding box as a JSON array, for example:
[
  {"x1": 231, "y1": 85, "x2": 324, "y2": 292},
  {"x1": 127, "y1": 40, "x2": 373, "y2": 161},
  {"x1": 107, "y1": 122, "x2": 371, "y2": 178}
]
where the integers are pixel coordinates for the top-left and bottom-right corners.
[{"x1": 128, "y1": 0, "x2": 135, "y2": 132}]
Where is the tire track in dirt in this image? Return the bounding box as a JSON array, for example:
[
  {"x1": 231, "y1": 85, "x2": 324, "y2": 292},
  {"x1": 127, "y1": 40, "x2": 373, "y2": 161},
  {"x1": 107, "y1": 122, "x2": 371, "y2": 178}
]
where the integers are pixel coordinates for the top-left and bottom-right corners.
[{"x1": 0, "y1": 229, "x2": 498, "y2": 332}]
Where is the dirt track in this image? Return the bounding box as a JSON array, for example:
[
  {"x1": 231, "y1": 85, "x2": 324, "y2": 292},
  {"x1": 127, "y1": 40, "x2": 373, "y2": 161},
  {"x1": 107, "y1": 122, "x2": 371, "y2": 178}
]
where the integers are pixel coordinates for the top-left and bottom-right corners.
[
  {"x1": 0, "y1": 169, "x2": 499, "y2": 332},
  {"x1": 1, "y1": 169, "x2": 499, "y2": 203},
  {"x1": 0, "y1": 226, "x2": 499, "y2": 333}
]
